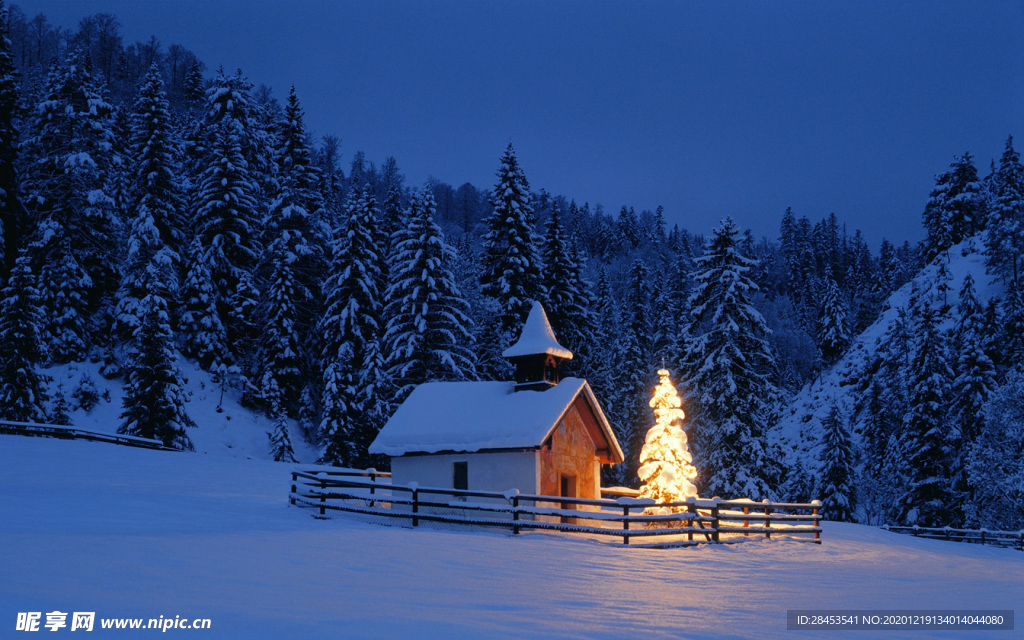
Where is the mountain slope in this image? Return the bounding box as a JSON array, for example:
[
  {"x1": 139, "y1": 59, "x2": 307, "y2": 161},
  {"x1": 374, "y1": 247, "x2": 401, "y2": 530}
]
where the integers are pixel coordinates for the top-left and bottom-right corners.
[{"x1": 771, "y1": 235, "x2": 1001, "y2": 470}]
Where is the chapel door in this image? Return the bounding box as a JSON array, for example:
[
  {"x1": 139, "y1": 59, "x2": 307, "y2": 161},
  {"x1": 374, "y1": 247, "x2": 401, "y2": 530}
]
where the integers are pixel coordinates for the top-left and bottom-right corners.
[{"x1": 560, "y1": 474, "x2": 577, "y2": 525}]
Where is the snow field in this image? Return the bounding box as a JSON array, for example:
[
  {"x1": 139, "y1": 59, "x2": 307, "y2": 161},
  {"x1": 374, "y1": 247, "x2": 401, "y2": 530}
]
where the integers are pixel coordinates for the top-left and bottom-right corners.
[{"x1": 2, "y1": 436, "x2": 1022, "y2": 639}]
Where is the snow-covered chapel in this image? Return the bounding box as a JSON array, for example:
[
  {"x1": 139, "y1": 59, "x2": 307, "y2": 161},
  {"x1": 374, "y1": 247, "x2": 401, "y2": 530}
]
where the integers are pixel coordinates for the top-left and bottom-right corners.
[{"x1": 369, "y1": 302, "x2": 623, "y2": 500}]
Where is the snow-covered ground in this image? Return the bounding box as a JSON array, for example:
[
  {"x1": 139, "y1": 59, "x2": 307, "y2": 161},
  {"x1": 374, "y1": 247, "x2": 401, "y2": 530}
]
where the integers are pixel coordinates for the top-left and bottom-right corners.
[
  {"x1": 2, "y1": 436, "x2": 1021, "y2": 639},
  {"x1": 40, "y1": 356, "x2": 317, "y2": 462}
]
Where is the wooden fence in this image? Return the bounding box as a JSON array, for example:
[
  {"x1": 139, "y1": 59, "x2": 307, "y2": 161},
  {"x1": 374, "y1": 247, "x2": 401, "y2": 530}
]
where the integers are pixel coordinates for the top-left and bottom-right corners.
[
  {"x1": 290, "y1": 468, "x2": 822, "y2": 548},
  {"x1": 883, "y1": 524, "x2": 1024, "y2": 551},
  {"x1": 0, "y1": 419, "x2": 176, "y2": 451}
]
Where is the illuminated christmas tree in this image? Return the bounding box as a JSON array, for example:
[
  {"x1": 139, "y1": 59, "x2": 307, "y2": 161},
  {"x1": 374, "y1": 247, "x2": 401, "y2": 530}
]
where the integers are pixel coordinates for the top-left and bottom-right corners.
[{"x1": 638, "y1": 369, "x2": 698, "y2": 519}]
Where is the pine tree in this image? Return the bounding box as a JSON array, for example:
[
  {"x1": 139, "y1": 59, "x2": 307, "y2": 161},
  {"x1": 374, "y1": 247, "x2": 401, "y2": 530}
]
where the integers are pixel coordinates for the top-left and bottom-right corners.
[
  {"x1": 384, "y1": 190, "x2": 475, "y2": 404},
  {"x1": 114, "y1": 64, "x2": 184, "y2": 338},
  {"x1": 23, "y1": 53, "x2": 119, "y2": 361},
  {"x1": 197, "y1": 68, "x2": 272, "y2": 187},
  {"x1": 318, "y1": 186, "x2": 386, "y2": 467},
  {"x1": 951, "y1": 274, "x2": 996, "y2": 443},
  {"x1": 192, "y1": 116, "x2": 261, "y2": 354},
  {"x1": 267, "y1": 410, "x2": 297, "y2": 463},
  {"x1": 681, "y1": 218, "x2": 781, "y2": 499},
  {"x1": 986, "y1": 136, "x2": 1024, "y2": 288},
  {"x1": 480, "y1": 143, "x2": 543, "y2": 345},
  {"x1": 638, "y1": 368, "x2": 698, "y2": 517},
  {"x1": 264, "y1": 87, "x2": 327, "y2": 318},
  {"x1": 923, "y1": 153, "x2": 984, "y2": 261},
  {"x1": 818, "y1": 404, "x2": 856, "y2": 522},
  {"x1": 1000, "y1": 283, "x2": 1024, "y2": 370},
  {"x1": 257, "y1": 248, "x2": 303, "y2": 413},
  {"x1": 540, "y1": 205, "x2": 594, "y2": 375},
  {"x1": 612, "y1": 260, "x2": 655, "y2": 484},
  {"x1": 36, "y1": 235, "x2": 90, "y2": 362},
  {"x1": 588, "y1": 268, "x2": 619, "y2": 415},
  {"x1": 817, "y1": 267, "x2": 849, "y2": 365},
  {"x1": 0, "y1": 252, "x2": 48, "y2": 422},
  {"x1": 0, "y1": 0, "x2": 23, "y2": 282},
  {"x1": 118, "y1": 275, "x2": 195, "y2": 451},
  {"x1": 899, "y1": 305, "x2": 955, "y2": 526},
  {"x1": 178, "y1": 238, "x2": 229, "y2": 369},
  {"x1": 968, "y1": 368, "x2": 1024, "y2": 529}
]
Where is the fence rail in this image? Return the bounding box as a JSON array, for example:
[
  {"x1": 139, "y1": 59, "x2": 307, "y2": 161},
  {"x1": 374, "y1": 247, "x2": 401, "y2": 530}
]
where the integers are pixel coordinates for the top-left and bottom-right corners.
[
  {"x1": 0, "y1": 419, "x2": 176, "y2": 451},
  {"x1": 883, "y1": 524, "x2": 1024, "y2": 551},
  {"x1": 289, "y1": 469, "x2": 822, "y2": 548}
]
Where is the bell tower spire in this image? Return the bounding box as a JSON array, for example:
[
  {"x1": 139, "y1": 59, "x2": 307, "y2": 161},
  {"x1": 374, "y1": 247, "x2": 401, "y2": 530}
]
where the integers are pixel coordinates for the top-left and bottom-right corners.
[{"x1": 502, "y1": 301, "x2": 573, "y2": 391}]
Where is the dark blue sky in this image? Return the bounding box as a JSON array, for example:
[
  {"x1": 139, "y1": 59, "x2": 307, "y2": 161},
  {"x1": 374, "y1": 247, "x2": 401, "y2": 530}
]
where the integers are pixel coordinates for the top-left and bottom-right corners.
[{"x1": 21, "y1": 0, "x2": 1024, "y2": 245}]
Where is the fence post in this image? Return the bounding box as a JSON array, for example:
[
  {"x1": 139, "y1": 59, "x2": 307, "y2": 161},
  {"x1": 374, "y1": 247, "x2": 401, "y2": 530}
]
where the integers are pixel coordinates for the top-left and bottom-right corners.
[
  {"x1": 711, "y1": 500, "x2": 720, "y2": 543},
  {"x1": 812, "y1": 501, "x2": 821, "y2": 543},
  {"x1": 512, "y1": 495, "x2": 520, "y2": 535},
  {"x1": 687, "y1": 498, "x2": 695, "y2": 542},
  {"x1": 412, "y1": 488, "x2": 419, "y2": 527},
  {"x1": 1019, "y1": 531, "x2": 1023, "y2": 552},
  {"x1": 290, "y1": 472, "x2": 297, "y2": 506},
  {"x1": 743, "y1": 506, "x2": 750, "y2": 537},
  {"x1": 763, "y1": 500, "x2": 771, "y2": 540},
  {"x1": 623, "y1": 504, "x2": 630, "y2": 545},
  {"x1": 319, "y1": 476, "x2": 326, "y2": 517},
  {"x1": 980, "y1": 529, "x2": 986, "y2": 545}
]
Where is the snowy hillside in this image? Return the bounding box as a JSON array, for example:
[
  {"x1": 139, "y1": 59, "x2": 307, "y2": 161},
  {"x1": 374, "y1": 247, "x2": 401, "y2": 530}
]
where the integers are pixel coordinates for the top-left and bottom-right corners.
[
  {"x1": 772, "y1": 236, "x2": 1000, "y2": 466},
  {"x1": 39, "y1": 357, "x2": 317, "y2": 462},
  {"x1": 3, "y1": 435, "x2": 1022, "y2": 639}
]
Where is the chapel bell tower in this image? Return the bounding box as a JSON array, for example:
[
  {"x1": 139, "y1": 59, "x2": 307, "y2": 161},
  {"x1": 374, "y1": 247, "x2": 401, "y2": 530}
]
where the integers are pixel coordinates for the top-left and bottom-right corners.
[{"x1": 502, "y1": 301, "x2": 574, "y2": 392}]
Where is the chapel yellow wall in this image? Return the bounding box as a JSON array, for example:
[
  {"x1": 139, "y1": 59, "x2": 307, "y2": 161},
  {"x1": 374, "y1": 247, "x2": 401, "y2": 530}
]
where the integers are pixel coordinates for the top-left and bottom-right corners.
[{"x1": 539, "y1": 404, "x2": 600, "y2": 500}]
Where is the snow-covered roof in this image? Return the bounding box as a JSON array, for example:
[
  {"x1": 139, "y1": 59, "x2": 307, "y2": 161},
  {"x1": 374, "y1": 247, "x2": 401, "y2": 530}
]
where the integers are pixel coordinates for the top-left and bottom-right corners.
[
  {"x1": 369, "y1": 378, "x2": 621, "y2": 461},
  {"x1": 502, "y1": 301, "x2": 573, "y2": 360}
]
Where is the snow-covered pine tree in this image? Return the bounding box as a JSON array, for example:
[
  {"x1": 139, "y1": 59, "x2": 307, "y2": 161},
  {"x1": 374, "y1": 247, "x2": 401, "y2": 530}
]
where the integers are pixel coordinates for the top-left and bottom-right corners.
[
  {"x1": 50, "y1": 386, "x2": 71, "y2": 426},
  {"x1": 985, "y1": 136, "x2": 1024, "y2": 288},
  {"x1": 540, "y1": 204, "x2": 594, "y2": 376},
  {"x1": 178, "y1": 238, "x2": 229, "y2": 369},
  {"x1": 681, "y1": 217, "x2": 781, "y2": 500},
  {"x1": 23, "y1": 53, "x2": 119, "y2": 361},
  {"x1": 587, "y1": 268, "x2": 619, "y2": 419},
  {"x1": 0, "y1": 0, "x2": 23, "y2": 282},
  {"x1": 193, "y1": 115, "x2": 261, "y2": 354},
  {"x1": 784, "y1": 459, "x2": 816, "y2": 505},
  {"x1": 638, "y1": 368, "x2": 698, "y2": 518},
  {"x1": 315, "y1": 134, "x2": 345, "y2": 226},
  {"x1": 114, "y1": 64, "x2": 184, "y2": 338},
  {"x1": 1000, "y1": 283, "x2": 1024, "y2": 370},
  {"x1": 382, "y1": 185, "x2": 404, "y2": 249},
  {"x1": 383, "y1": 190, "x2": 475, "y2": 405},
  {"x1": 650, "y1": 250, "x2": 688, "y2": 372},
  {"x1": 479, "y1": 143, "x2": 543, "y2": 349},
  {"x1": 0, "y1": 251, "x2": 48, "y2": 421},
  {"x1": 267, "y1": 409, "x2": 297, "y2": 463},
  {"x1": 613, "y1": 259, "x2": 655, "y2": 483},
  {"x1": 968, "y1": 367, "x2": 1024, "y2": 530},
  {"x1": 817, "y1": 267, "x2": 849, "y2": 365},
  {"x1": 951, "y1": 274, "x2": 996, "y2": 444},
  {"x1": 264, "y1": 87, "x2": 328, "y2": 319},
  {"x1": 227, "y1": 269, "x2": 261, "y2": 366},
  {"x1": 923, "y1": 153, "x2": 984, "y2": 262},
  {"x1": 817, "y1": 404, "x2": 856, "y2": 522},
  {"x1": 318, "y1": 185, "x2": 386, "y2": 467},
  {"x1": 196, "y1": 67, "x2": 272, "y2": 191},
  {"x1": 257, "y1": 247, "x2": 303, "y2": 414},
  {"x1": 119, "y1": 273, "x2": 195, "y2": 451},
  {"x1": 899, "y1": 304, "x2": 956, "y2": 526}
]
